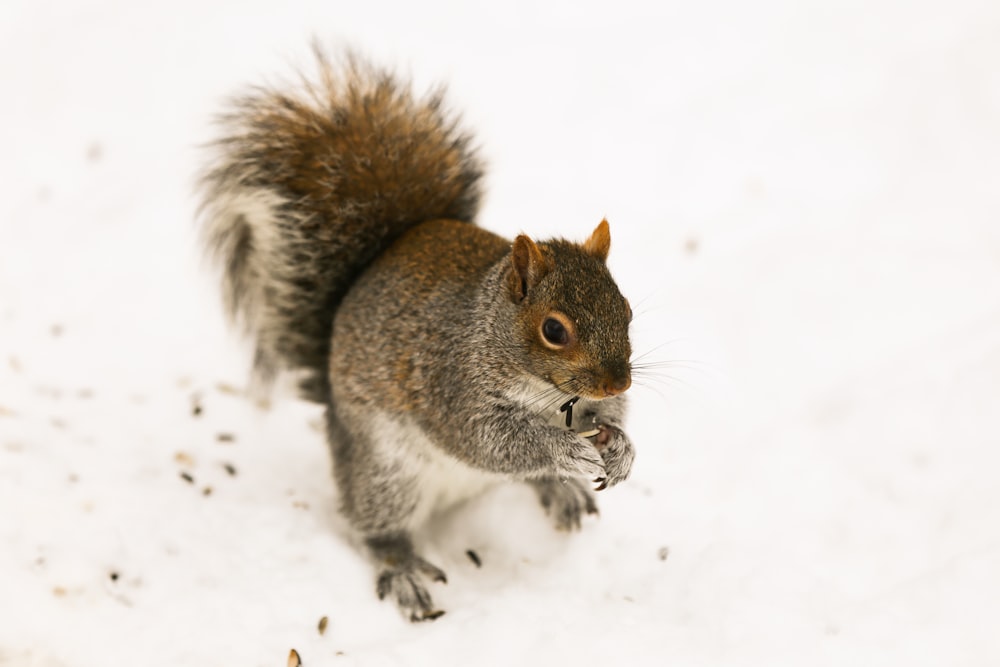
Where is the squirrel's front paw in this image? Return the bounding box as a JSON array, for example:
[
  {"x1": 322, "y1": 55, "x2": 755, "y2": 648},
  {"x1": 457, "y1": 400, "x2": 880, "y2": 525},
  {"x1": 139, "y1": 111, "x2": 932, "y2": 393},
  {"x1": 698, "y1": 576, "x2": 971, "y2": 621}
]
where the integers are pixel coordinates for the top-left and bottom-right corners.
[
  {"x1": 555, "y1": 432, "x2": 607, "y2": 481},
  {"x1": 530, "y1": 476, "x2": 598, "y2": 531},
  {"x1": 591, "y1": 425, "x2": 635, "y2": 489}
]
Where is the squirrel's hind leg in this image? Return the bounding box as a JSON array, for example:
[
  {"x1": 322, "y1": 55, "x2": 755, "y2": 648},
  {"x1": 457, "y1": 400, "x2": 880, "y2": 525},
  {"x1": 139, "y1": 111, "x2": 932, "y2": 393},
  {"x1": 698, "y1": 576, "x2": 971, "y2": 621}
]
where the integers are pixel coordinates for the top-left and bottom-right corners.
[
  {"x1": 529, "y1": 477, "x2": 599, "y2": 532},
  {"x1": 324, "y1": 405, "x2": 448, "y2": 621}
]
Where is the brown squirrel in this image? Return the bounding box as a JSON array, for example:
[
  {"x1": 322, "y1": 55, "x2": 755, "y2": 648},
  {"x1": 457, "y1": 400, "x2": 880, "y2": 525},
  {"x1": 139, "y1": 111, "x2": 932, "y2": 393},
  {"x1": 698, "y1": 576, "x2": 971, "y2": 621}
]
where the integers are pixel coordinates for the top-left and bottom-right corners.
[{"x1": 198, "y1": 48, "x2": 636, "y2": 621}]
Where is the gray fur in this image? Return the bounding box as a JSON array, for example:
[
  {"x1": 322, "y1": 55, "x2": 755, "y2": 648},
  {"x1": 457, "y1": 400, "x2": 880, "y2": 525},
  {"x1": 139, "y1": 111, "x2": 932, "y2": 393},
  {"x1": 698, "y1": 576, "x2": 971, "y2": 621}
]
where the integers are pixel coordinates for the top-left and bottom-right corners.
[{"x1": 327, "y1": 225, "x2": 635, "y2": 618}]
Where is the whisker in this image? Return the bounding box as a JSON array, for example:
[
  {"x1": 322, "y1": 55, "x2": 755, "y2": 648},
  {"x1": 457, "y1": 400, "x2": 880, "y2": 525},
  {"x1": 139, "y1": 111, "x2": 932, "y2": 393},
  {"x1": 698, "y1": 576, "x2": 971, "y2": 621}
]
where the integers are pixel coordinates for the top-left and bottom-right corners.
[
  {"x1": 629, "y1": 340, "x2": 688, "y2": 364},
  {"x1": 536, "y1": 379, "x2": 581, "y2": 411},
  {"x1": 530, "y1": 392, "x2": 567, "y2": 415},
  {"x1": 632, "y1": 370, "x2": 698, "y2": 393},
  {"x1": 632, "y1": 379, "x2": 670, "y2": 402},
  {"x1": 522, "y1": 384, "x2": 561, "y2": 405},
  {"x1": 632, "y1": 358, "x2": 711, "y2": 368},
  {"x1": 627, "y1": 293, "x2": 661, "y2": 321},
  {"x1": 521, "y1": 376, "x2": 575, "y2": 404},
  {"x1": 521, "y1": 377, "x2": 582, "y2": 416}
]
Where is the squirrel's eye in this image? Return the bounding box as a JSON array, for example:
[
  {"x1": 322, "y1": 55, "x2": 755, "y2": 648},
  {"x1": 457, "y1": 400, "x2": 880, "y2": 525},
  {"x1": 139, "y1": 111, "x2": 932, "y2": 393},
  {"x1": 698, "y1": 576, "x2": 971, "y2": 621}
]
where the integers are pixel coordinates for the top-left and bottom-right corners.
[{"x1": 542, "y1": 317, "x2": 570, "y2": 347}]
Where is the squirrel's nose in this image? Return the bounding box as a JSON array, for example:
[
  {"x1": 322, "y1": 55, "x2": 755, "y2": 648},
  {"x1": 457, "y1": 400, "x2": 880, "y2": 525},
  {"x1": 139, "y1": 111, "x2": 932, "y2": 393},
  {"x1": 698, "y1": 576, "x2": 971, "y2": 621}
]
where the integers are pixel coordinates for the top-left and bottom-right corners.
[{"x1": 600, "y1": 371, "x2": 631, "y2": 397}]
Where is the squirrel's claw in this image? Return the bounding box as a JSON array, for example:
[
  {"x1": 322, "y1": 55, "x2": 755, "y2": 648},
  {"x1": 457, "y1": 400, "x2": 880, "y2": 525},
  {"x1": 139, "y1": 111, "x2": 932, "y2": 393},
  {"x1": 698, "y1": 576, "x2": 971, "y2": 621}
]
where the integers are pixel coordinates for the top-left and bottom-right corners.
[
  {"x1": 418, "y1": 560, "x2": 448, "y2": 585},
  {"x1": 415, "y1": 609, "x2": 446, "y2": 622}
]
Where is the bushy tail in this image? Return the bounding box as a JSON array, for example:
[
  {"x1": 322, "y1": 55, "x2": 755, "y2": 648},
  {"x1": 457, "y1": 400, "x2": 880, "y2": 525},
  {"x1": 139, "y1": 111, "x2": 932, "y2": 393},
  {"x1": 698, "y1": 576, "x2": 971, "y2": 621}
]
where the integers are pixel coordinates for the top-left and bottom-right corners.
[{"x1": 198, "y1": 48, "x2": 483, "y2": 403}]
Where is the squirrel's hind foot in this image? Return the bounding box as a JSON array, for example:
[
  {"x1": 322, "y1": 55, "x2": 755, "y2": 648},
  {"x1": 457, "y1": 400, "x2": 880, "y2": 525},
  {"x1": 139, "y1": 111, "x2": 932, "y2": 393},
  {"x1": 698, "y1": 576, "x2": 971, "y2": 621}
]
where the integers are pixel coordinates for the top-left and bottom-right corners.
[
  {"x1": 530, "y1": 477, "x2": 599, "y2": 532},
  {"x1": 376, "y1": 567, "x2": 446, "y2": 622},
  {"x1": 368, "y1": 533, "x2": 447, "y2": 622}
]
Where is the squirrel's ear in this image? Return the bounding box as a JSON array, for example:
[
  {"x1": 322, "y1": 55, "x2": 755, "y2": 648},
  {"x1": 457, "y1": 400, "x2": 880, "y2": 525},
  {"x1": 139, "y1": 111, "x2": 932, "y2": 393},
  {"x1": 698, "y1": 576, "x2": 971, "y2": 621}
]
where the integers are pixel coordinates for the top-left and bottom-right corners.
[
  {"x1": 583, "y1": 218, "x2": 611, "y2": 262},
  {"x1": 510, "y1": 234, "x2": 549, "y2": 302}
]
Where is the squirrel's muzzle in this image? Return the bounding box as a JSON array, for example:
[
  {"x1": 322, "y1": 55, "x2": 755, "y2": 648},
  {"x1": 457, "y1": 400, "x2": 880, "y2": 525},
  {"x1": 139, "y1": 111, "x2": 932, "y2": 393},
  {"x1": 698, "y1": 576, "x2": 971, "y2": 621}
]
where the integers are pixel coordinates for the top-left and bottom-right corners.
[{"x1": 599, "y1": 368, "x2": 631, "y2": 397}]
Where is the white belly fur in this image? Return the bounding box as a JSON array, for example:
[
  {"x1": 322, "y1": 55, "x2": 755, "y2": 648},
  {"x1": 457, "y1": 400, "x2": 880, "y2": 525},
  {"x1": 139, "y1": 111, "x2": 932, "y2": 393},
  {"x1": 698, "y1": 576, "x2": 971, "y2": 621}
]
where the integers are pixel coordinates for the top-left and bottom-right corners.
[{"x1": 370, "y1": 412, "x2": 504, "y2": 529}]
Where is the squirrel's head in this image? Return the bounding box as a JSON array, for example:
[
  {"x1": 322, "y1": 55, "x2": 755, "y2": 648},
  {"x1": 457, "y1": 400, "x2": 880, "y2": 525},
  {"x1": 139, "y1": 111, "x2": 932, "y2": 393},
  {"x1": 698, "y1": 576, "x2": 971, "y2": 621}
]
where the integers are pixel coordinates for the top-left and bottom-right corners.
[{"x1": 507, "y1": 219, "x2": 632, "y2": 401}]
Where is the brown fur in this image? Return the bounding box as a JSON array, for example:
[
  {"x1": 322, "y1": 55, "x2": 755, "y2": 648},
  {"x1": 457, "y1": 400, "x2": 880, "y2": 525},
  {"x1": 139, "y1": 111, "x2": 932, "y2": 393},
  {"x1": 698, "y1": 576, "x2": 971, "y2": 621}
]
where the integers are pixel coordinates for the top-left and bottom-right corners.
[{"x1": 582, "y1": 219, "x2": 612, "y2": 261}]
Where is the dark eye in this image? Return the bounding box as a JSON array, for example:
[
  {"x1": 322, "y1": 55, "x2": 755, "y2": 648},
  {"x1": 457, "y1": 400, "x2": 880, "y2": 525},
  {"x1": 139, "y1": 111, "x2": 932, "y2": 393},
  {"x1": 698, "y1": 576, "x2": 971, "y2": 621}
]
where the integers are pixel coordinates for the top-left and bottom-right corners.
[{"x1": 542, "y1": 317, "x2": 569, "y2": 346}]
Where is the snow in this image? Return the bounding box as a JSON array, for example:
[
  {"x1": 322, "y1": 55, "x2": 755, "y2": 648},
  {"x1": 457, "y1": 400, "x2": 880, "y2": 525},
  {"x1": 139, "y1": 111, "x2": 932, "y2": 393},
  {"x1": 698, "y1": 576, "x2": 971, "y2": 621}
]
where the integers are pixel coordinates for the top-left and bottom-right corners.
[{"x1": 2, "y1": 1, "x2": 1000, "y2": 665}]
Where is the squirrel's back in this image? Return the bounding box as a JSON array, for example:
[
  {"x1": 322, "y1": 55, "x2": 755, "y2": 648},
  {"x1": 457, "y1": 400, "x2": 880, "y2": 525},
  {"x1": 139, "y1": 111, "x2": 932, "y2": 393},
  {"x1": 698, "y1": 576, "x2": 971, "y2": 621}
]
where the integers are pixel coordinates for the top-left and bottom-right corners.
[{"x1": 198, "y1": 48, "x2": 484, "y2": 403}]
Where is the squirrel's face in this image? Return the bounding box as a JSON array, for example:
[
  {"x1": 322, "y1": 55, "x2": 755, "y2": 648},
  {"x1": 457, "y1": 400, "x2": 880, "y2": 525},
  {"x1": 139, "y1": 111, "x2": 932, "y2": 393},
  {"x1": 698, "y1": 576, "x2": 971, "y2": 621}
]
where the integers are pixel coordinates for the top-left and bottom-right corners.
[{"x1": 508, "y1": 220, "x2": 632, "y2": 401}]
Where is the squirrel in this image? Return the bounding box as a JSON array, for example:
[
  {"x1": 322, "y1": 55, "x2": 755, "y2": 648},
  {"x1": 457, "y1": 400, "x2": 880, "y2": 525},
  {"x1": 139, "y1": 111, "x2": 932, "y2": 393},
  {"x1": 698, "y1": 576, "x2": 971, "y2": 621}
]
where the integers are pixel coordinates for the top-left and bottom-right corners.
[{"x1": 198, "y1": 48, "x2": 636, "y2": 621}]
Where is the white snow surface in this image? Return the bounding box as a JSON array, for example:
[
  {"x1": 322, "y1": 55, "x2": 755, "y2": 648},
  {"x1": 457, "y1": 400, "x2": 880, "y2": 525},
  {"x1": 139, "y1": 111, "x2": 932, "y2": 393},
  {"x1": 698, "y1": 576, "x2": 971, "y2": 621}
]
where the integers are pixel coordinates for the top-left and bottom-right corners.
[{"x1": 2, "y1": 1, "x2": 1000, "y2": 665}]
